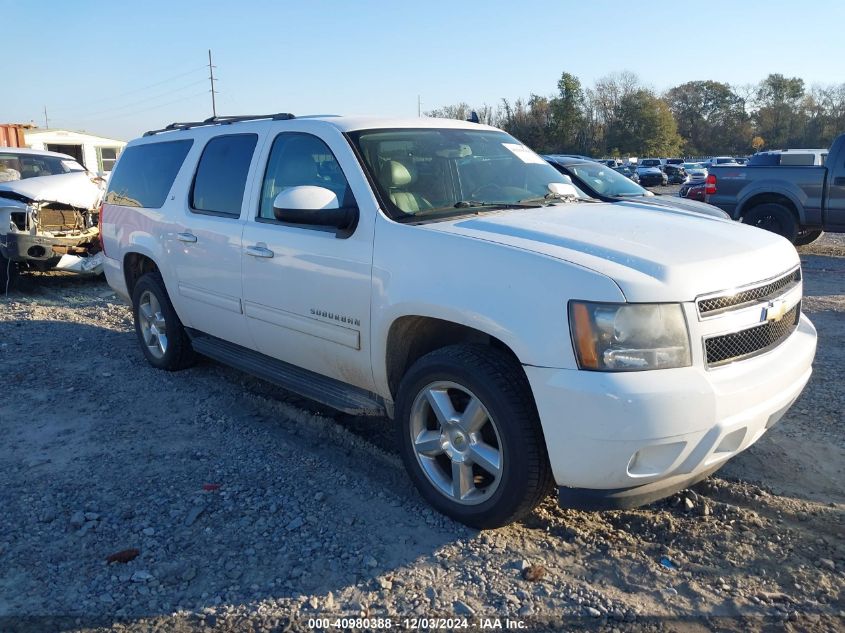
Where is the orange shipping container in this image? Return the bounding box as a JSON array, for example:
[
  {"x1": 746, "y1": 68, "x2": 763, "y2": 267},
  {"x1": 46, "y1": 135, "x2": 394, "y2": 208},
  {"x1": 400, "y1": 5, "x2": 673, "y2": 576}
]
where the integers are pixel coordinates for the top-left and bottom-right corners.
[{"x1": 0, "y1": 124, "x2": 30, "y2": 148}]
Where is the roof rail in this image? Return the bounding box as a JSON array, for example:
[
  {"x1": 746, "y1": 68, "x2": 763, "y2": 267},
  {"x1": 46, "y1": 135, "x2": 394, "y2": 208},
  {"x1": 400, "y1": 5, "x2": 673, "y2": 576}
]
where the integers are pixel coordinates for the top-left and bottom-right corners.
[{"x1": 143, "y1": 113, "x2": 295, "y2": 137}]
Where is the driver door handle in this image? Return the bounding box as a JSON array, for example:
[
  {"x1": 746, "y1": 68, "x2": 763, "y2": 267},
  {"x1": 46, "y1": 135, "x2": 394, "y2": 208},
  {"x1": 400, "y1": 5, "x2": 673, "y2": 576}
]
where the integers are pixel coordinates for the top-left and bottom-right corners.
[
  {"x1": 245, "y1": 245, "x2": 274, "y2": 258},
  {"x1": 176, "y1": 232, "x2": 197, "y2": 243}
]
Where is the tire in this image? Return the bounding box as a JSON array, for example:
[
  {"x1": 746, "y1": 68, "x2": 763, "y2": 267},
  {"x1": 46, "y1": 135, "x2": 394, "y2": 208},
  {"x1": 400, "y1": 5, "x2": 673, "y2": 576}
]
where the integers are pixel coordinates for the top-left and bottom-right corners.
[
  {"x1": 131, "y1": 272, "x2": 195, "y2": 371},
  {"x1": 0, "y1": 253, "x2": 18, "y2": 292},
  {"x1": 793, "y1": 229, "x2": 824, "y2": 246},
  {"x1": 741, "y1": 203, "x2": 798, "y2": 242},
  {"x1": 395, "y1": 344, "x2": 553, "y2": 529}
]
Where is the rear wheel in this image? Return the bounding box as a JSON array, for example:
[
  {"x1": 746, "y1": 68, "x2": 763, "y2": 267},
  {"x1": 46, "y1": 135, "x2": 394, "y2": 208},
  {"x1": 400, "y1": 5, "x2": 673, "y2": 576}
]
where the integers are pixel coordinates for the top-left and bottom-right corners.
[
  {"x1": 742, "y1": 203, "x2": 798, "y2": 242},
  {"x1": 396, "y1": 345, "x2": 553, "y2": 529},
  {"x1": 793, "y1": 229, "x2": 824, "y2": 246},
  {"x1": 131, "y1": 272, "x2": 195, "y2": 370}
]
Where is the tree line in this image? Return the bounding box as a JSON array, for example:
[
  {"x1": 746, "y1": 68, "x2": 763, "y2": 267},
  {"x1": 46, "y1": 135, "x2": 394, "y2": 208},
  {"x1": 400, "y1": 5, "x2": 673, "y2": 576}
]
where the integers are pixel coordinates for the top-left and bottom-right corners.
[{"x1": 426, "y1": 72, "x2": 845, "y2": 158}]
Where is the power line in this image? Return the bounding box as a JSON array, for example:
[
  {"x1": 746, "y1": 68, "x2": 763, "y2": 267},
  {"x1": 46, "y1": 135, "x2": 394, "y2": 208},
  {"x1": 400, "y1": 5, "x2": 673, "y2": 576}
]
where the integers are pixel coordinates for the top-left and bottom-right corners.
[
  {"x1": 67, "y1": 90, "x2": 211, "y2": 123},
  {"x1": 48, "y1": 65, "x2": 208, "y2": 114},
  {"x1": 72, "y1": 79, "x2": 208, "y2": 119}
]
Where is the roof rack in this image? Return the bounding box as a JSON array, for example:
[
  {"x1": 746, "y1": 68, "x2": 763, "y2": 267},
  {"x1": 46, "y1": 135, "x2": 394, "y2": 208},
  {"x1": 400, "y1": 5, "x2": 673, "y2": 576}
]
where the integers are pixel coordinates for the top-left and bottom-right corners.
[{"x1": 143, "y1": 113, "x2": 295, "y2": 137}]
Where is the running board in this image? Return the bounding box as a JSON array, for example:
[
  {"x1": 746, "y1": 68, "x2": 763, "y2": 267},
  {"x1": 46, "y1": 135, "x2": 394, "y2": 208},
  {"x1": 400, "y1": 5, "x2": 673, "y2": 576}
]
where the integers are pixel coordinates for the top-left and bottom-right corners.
[{"x1": 187, "y1": 330, "x2": 386, "y2": 416}]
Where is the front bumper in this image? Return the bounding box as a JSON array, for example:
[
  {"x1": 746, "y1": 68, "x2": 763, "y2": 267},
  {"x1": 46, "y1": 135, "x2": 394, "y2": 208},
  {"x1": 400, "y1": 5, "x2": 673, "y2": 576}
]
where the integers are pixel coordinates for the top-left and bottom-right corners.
[
  {"x1": 526, "y1": 314, "x2": 816, "y2": 508},
  {"x1": 0, "y1": 229, "x2": 99, "y2": 263}
]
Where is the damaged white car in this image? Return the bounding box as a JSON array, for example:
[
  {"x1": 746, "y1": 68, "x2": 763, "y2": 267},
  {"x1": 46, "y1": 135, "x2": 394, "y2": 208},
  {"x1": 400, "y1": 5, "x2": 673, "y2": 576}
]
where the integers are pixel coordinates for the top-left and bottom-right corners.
[{"x1": 0, "y1": 148, "x2": 105, "y2": 288}]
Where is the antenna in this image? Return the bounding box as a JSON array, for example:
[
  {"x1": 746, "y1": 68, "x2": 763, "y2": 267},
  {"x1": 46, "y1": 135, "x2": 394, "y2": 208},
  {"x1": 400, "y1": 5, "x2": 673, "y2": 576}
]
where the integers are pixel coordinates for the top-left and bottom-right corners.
[
  {"x1": 208, "y1": 49, "x2": 218, "y2": 118},
  {"x1": 43, "y1": 105, "x2": 49, "y2": 129},
  {"x1": 417, "y1": 94, "x2": 421, "y2": 118}
]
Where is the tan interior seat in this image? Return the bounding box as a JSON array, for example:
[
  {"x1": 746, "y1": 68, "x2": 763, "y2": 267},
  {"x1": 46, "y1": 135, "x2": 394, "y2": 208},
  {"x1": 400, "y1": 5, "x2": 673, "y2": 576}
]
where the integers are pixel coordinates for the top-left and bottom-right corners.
[{"x1": 379, "y1": 160, "x2": 432, "y2": 213}]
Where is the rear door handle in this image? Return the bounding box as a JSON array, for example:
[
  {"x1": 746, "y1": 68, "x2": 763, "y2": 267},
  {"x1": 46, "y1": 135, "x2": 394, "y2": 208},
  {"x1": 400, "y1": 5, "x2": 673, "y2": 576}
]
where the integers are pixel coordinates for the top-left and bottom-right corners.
[
  {"x1": 245, "y1": 245, "x2": 274, "y2": 258},
  {"x1": 833, "y1": 177, "x2": 845, "y2": 186},
  {"x1": 176, "y1": 232, "x2": 197, "y2": 243}
]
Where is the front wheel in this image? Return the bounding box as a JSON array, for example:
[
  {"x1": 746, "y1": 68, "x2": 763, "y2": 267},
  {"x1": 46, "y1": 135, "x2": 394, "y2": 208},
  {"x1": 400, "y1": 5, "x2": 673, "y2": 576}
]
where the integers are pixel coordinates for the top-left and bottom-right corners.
[
  {"x1": 396, "y1": 345, "x2": 553, "y2": 529},
  {"x1": 0, "y1": 253, "x2": 17, "y2": 292}
]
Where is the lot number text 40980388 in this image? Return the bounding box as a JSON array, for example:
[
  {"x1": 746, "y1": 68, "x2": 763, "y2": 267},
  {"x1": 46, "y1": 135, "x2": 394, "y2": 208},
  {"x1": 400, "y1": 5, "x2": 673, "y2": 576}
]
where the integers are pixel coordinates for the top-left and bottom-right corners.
[{"x1": 307, "y1": 617, "x2": 527, "y2": 629}]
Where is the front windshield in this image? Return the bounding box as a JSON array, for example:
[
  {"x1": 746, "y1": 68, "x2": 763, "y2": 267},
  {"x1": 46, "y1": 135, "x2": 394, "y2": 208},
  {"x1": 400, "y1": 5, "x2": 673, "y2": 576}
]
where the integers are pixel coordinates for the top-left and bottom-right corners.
[
  {"x1": 566, "y1": 161, "x2": 648, "y2": 197},
  {"x1": 349, "y1": 128, "x2": 580, "y2": 221},
  {"x1": 0, "y1": 153, "x2": 83, "y2": 181}
]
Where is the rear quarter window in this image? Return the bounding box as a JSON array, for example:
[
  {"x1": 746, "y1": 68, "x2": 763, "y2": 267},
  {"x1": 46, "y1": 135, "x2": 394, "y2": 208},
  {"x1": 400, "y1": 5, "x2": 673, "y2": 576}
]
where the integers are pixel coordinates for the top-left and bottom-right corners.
[{"x1": 105, "y1": 140, "x2": 193, "y2": 208}]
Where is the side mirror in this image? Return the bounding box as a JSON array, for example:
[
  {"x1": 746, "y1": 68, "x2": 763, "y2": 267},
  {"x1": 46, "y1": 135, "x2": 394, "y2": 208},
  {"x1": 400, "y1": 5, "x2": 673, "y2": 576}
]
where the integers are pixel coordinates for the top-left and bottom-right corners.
[
  {"x1": 272, "y1": 186, "x2": 358, "y2": 235},
  {"x1": 547, "y1": 182, "x2": 579, "y2": 198}
]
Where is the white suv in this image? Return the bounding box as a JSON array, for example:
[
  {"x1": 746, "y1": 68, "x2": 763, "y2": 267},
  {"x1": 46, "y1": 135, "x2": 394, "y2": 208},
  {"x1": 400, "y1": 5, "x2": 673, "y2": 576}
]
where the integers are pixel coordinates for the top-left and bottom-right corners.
[{"x1": 101, "y1": 113, "x2": 817, "y2": 528}]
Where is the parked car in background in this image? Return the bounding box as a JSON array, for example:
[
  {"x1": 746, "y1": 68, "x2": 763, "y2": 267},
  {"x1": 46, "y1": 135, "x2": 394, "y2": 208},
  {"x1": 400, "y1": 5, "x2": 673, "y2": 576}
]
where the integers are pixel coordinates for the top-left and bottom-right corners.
[
  {"x1": 683, "y1": 162, "x2": 709, "y2": 180},
  {"x1": 602, "y1": 158, "x2": 623, "y2": 168},
  {"x1": 102, "y1": 113, "x2": 809, "y2": 528},
  {"x1": 665, "y1": 158, "x2": 684, "y2": 166},
  {"x1": 679, "y1": 180, "x2": 706, "y2": 201},
  {"x1": 639, "y1": 158, "x2": 663, "y2": 170},
  {"x1": 748, "y1": 149, "x2": 828, "y2": 167},
  {"x1": 706, "y1": 132, "x2": 845, "y2": 245},
  {"x1": 664, "y1": 164, "x2": 688, "y2": 184},
  {"x1": 705, "y1": 156, "x2": 740, "y2": 168},
  {"x1": 544, "y1": 155, "x2": 727, "y2": 217},
  {"x1": 0, "y1": 147, "x2": 106, "y2": 288},
  {"x1": 637, "y1": 164, "x2": 668, "y2": 187},
  {"x1": 613, "y1": 164, "x2": 639, "y2": 183}
]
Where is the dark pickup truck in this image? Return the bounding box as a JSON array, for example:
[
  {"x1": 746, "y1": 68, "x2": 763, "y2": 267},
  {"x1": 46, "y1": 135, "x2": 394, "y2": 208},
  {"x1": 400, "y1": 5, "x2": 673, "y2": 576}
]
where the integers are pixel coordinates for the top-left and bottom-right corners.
[{"x1": 706, "y1": 132, "x2": 845, "y2": 245}]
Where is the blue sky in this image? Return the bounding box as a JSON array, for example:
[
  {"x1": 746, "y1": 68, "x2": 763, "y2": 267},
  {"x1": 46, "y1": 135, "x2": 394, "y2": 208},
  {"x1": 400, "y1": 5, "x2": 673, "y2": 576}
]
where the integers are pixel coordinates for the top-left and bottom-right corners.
[{"x1": 3, "y1": 0, "x2": 844, "y2": 140}]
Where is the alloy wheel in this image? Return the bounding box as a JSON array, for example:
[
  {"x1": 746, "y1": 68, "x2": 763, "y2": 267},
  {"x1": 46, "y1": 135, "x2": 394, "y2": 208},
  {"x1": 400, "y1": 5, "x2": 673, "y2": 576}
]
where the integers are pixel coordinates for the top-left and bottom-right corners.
[
  {"x1": 409, "y1": 381, "x2": 503, "y2": 505},
  {"x1": 138, "y1": 290, "x2": 168, "y2": 359}
]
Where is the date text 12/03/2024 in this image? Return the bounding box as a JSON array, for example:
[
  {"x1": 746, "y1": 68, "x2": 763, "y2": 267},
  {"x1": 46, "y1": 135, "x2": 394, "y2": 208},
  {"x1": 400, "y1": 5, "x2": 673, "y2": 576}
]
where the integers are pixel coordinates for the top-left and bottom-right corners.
[{"x1": 307, "y1": 617, "x2": 527, "y2": 629}]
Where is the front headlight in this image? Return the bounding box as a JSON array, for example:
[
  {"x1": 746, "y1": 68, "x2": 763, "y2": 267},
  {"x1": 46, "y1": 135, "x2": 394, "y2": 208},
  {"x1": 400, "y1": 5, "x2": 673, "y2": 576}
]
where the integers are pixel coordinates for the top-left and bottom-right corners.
[{"x1": 569, "y1": 301, "x2": 691, "y2": 371}]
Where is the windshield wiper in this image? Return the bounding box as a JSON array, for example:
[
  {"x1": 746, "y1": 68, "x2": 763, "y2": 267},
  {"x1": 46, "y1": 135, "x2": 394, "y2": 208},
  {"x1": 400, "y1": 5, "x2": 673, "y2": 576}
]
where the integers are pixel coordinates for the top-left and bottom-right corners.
[
  {"x1": 453, "y1": 200, "x2": 542, "y2": 209},
  {"x1": 517, "y1": 193, "x2": 591, "y2": 205}
]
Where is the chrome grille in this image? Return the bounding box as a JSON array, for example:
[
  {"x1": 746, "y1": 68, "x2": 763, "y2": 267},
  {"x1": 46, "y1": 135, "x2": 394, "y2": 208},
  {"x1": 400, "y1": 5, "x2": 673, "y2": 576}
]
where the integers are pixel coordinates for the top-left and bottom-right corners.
[
  {"x1": 697, "y1": 269, "x2": 801, "y2": 316},
  {"x1": 704, "y1": 302, "x2": 801, "y2": 367}
]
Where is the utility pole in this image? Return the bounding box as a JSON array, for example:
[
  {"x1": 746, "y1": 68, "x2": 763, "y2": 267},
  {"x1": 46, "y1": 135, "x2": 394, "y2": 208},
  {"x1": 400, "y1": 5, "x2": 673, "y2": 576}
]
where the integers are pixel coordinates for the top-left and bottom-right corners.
[
  {"x1": 417, "y1": 95, "x2": 421, "y2": 117},
  {"x1": 208, "y1": 49, "x2": 218, "y2": 118},
  {"x1": 43, "y1": 105, "x2": 49, "y2": 129}
]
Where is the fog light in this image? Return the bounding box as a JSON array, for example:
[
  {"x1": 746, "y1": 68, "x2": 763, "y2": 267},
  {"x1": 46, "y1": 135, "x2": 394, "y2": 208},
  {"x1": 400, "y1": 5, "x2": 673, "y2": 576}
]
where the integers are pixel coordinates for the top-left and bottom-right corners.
[{"x1": 627, "y1": 442, "x2": 686, "y2": 477}]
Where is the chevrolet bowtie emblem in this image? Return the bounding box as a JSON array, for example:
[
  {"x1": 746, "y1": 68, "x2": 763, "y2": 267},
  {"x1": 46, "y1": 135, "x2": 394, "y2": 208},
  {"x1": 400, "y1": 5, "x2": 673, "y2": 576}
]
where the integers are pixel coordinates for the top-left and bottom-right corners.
[{"x1": 763, "y1": 299, "x2": 789, "y2": 323}]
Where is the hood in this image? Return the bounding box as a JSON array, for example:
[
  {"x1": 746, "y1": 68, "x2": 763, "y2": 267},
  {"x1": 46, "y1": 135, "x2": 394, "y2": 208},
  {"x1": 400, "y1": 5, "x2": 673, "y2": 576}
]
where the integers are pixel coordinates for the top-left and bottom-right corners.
[
  {"x1": 637, "y1": 166, "x2": 662, "y2": 174},
  {"x1": 422, "y1": 202, "x2": 798, "y2": 302},
  {"x1": 0, "y1": 172, "x2": 103, "y2": 209},
  {"x1": 622, "y1": 194, "x2": 729, "y2": 218}
]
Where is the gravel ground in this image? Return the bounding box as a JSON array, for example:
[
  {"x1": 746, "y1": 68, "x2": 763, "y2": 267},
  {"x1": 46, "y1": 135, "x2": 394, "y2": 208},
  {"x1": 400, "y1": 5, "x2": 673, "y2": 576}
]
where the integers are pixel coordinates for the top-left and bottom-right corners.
[{"x1": 0, "y1": 234, "x2": 843, "y2": 633}]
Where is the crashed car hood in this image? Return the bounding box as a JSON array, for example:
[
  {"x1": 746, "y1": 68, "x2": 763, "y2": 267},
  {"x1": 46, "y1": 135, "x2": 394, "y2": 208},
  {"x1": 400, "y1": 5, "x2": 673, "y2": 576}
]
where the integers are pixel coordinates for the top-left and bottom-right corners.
[
  {"x1": 422, "y1": 202, "x2": 799, "y2": 302},
  {"x1": 0, "y1": 172, "x2": 103, "y2": 209}
]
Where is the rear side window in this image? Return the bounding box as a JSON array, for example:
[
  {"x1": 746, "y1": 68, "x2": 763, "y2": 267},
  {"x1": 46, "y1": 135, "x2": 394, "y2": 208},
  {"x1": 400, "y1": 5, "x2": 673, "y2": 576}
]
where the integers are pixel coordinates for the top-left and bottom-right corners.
[
  {"x1": 105, "y1": 140, "x2": 193, "y2": 208},
  {"x1": 190, "y1": 134, "x2": 258, "y2": 216}
]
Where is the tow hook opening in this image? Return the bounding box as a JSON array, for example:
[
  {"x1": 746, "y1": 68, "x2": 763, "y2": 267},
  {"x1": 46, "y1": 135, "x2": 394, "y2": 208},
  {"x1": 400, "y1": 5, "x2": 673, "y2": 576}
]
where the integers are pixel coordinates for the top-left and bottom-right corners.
[{"x1": 27, "y1": 245, "x2": 46, "y2": 258}]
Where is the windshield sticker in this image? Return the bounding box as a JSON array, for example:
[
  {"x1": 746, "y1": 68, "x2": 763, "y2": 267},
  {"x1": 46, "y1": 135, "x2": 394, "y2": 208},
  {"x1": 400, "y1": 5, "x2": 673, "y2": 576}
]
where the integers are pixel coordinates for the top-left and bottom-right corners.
[{"x1": 502, "y1": 143, "x2": 547, "y2": 165}]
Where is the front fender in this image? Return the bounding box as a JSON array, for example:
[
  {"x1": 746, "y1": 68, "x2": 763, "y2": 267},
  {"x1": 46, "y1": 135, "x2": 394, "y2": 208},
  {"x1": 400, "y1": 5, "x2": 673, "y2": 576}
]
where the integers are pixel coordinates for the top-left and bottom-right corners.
[{"x1": 370, "y1": 217, "x2": 625, "y2": 395}]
